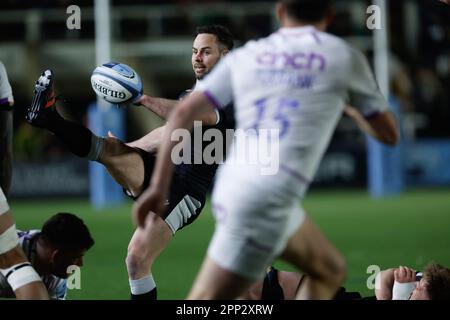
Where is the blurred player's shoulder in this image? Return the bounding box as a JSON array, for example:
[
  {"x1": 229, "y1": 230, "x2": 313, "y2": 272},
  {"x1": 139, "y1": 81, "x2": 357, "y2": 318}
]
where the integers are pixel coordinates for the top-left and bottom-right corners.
[{"x1": 0, "y1": 60, "x2": 7, "y2": 75}]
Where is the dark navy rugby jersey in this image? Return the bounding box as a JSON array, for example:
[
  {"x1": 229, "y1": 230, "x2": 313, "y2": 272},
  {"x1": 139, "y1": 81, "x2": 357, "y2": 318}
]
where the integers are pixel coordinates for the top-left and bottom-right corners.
[{"x1": 174, "y1": 89, "x2": 235, "y2": 198}]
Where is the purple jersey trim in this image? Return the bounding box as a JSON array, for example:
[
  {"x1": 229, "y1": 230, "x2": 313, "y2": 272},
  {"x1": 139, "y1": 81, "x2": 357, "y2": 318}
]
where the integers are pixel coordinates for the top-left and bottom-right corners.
[
  {"x1": 311, "y1": 31, "x2": 322, "y2": 45},
  {"x1": 364, "y1": 111, "x2": 382, "y2": 120},
  {"x1": 280, "y1": 164, "x2": 311, "y2": 185},
  {"x1": 202, "y1": 90, "x2": 222, "y2": 110},
  {"x1": 0, "y1": 97, "x2": 9, "y2": 105}
]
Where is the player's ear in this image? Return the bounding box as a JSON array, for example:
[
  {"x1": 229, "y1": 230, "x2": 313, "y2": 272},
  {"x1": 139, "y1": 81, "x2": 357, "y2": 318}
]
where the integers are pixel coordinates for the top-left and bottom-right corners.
[
  {"x1": 220, "y1": 49, "x2": 229, "y2": 58},
  {"x1": 50, "y1": 249, "x2": 60, "y2": 263},
  {"x1": 325, "y1": 6, "x2": 336, "y2": 27},
  {"x1": 276, "y1": 2, "x2": 285, "y2": 24}
]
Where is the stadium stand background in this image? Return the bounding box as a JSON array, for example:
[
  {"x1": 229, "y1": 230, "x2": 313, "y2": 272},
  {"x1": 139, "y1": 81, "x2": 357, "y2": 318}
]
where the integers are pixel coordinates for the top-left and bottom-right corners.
[{"x1": 0, "y1": 0, "x2": 449, "y2": 198}]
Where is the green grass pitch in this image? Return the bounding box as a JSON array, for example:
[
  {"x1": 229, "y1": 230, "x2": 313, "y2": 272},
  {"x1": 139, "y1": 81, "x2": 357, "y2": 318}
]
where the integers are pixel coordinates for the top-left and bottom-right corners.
[{"x1": 9, "y1": 188, "x2": 450, "y2": 299}]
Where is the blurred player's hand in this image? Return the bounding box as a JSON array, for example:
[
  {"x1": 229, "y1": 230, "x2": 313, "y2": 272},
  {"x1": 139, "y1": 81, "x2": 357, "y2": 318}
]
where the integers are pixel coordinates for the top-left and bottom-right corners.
[
  {"x1": 132, "y1": 184, "x2": 166, "y2": 228},
  {"x1": 440, "y1": 0, "x2": 450, "y2": 4},
  {"x1": 394, "y1": 266, "x2": 417, "y2": 283}
]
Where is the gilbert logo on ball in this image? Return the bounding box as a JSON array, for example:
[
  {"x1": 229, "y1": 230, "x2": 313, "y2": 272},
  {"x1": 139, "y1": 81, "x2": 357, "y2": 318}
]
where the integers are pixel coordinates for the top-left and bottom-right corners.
[{"x1": 91, "y1": 62, "x2": 143, "y2": 104}]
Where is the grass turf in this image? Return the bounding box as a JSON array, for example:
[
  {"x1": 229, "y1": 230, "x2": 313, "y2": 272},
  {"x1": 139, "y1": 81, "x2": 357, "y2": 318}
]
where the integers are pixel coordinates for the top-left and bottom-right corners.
[{"x1": 9, "y1": 187, "x2": 450, "y2": 299}]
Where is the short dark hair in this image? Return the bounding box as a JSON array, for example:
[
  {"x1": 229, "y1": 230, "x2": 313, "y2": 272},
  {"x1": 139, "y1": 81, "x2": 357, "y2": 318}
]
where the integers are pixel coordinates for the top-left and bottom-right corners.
[
  {"x1": 280, "y1": 0, "x2": 333, "y2": 23},
  {"x1": 423, "y1": 263, "x2": 450, "y2": 300},
  {"x1": 195, "y1": 25, "x2": 234, "y2": 51},
  {"x1": 39, "y1": 213, "x2": 94, "y2": 251}
]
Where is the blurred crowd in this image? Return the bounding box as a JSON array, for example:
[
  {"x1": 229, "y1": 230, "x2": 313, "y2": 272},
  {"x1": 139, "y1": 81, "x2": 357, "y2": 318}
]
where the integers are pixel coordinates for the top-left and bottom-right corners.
[{"x1": 1, "y1": 0, "x2": 449, "y2": 161}]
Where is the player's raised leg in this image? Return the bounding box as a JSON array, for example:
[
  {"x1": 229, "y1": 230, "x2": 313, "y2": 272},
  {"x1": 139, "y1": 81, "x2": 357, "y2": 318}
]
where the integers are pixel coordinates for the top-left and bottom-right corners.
[
  {"x1": 0, "y1": 187, "x2": 48, "y2": 299},
  {"x1": 26, "y1": 70, "x2": 172, "y2": 300},
  {"x1": 25, "y1": 69, "x2": 146, "y2": 196},
  {"x1": 280, "y1": 216, "x2": 347, "y2": 299}
]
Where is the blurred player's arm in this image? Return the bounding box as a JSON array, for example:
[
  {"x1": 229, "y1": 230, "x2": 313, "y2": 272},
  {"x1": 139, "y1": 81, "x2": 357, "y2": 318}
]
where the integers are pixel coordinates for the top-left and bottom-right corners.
[
  {"x1": 137, "y1": 94, "x2": 218, "y2": 125},
  {"x1": 344, "y1": 106, "x2": 398, "y2": 146},
  {"x1": 347, "y1": 48, "x2": 399, "y2": 146}
]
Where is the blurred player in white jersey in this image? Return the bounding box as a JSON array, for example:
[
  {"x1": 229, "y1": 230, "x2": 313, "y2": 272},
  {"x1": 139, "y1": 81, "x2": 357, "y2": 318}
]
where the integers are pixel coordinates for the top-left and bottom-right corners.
[
  {"x1": 0, "y1": 63, "x2": 50, "y2": 299},
  {"x1": 0, "y1": 212, "x2": 94, "y2": 300},
  {"x1": 0, "y1": 61, "x2": 14, "y2": 197},
  {"x1": 138, "y1": 0, "x2": 399, "y2": 299}
]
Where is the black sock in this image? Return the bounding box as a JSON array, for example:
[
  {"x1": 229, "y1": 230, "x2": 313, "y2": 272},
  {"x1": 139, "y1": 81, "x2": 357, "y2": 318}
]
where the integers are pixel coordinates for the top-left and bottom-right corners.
[
  {"x1": 45, "y1": 111, "x2": 93, "y2": 158},
  {"x1": 130, "y1": 287, "x2": 157, "y2": 300}
]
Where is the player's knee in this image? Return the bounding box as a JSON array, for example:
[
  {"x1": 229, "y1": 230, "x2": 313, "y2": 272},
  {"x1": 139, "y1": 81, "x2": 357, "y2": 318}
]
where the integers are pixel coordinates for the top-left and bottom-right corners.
[
  {"x1": 125, "y1": 251, "x2": 150, "y2": 278},
  {"x1": 330, "y1": 252, "x2": 347, "y2": 286},
  {"x1": 310, "y1": 249, "x2": 346, "y2": 287},
  {"x1": 320, "y1": 251, "x2": 347, "y2": 288}
]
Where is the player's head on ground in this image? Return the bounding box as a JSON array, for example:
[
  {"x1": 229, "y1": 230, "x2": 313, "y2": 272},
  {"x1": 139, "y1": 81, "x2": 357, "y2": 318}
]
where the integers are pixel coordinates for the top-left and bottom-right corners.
[
  {"x1": 192, "y1": 24, "x2": 234, "y2": 80},
  {"x1": 37, "y1": 213, "x2": 94, "y2": 278},
  {"x1": 276, "y1": 0, "x2": 335, "y2": 30},
  {"x1": 410, "y1": 262, "x2": 450, "y2": 300}
]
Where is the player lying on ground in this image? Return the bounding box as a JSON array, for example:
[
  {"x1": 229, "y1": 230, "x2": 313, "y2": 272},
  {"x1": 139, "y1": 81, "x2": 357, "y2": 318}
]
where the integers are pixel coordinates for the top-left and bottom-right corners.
[
  {"x1": 240, "y1": 264, "x2": 450, "y2": 300},
  {"x1": 375, "y1": 264, "x2": 450, "y2": 300},
  {"x1": 0, "y1": 212, "x2": 94, "y2": 299},
  {"x1": 134, "y1": 0, "x2": 399, "y2": 300},
  {"x1": 26, "y1": 25, "x2": 235, "y2": 300},
  {"x1": 0, "y1": 186, "x2": 48, "y2": 299}
]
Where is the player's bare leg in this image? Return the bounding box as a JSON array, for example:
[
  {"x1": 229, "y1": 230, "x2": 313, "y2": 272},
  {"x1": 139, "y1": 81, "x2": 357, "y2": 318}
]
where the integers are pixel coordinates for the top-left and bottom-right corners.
[
  {"x1": 280, "y1": 216, "x2": 346, "y2": 299},
  {"x1": 187, "y1": 257, "x2": 254, "y2": 299},
  {"x1": 0, "y1": 190, "x2": 48, "y2": 300},
  {"x1": 126, "y1": 212, "x2": 173, "y2": 299},
  {"x1": 98, "y1": 137, "x2": 146, "y2": 197}
]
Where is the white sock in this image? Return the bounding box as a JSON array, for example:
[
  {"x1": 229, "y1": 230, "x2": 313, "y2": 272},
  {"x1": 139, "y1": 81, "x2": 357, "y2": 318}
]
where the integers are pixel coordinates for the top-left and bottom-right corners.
[{"x1": 129, "y1": 275, "x2": 156, "y2": 295}]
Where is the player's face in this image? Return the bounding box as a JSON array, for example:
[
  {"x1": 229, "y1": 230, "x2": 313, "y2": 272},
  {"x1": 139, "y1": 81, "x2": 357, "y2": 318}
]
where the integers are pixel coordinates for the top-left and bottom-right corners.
[
  {"x1": 192, "y1": 33, "x2": 223, "y2": 80},
  {"x1": 51, "y1": 249, "x2": 86, "y2": 278}
]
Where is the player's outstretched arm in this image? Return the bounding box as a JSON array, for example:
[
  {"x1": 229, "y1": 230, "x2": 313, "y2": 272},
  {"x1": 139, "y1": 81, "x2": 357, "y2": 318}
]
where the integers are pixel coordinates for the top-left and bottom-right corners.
[
  {"x1": 137, "y1": 95, "x2": 178, "y2": 120},
  {"x1": 345, "y1": 106, "x2": 399, "y2": 146},
  {"x1": 138, "y1": 95, "x2": 218, "y2": 125}
]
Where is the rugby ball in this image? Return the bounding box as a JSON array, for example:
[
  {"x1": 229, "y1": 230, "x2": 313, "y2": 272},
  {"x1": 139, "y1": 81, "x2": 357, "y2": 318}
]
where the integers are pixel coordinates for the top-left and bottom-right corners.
[{"x1": 91, "y1": 62, "x2": 143, "y2": 104}]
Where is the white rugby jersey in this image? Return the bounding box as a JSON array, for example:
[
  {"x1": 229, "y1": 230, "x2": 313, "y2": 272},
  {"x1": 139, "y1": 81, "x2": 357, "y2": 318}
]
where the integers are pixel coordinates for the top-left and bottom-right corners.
[
  {"x1": 197, "y1": 26, "x2": 387, "y2": 197},
  {"x1": 0, "y1": 61, "x2": 13, "y2": 105},
  {"x1": 0, "y1": 230, "x2": 67, "y2": 300}
]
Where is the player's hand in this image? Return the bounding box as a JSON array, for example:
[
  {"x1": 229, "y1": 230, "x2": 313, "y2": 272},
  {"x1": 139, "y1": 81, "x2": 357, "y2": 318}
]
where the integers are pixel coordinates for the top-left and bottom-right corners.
[
  {"x1": 132, "y1": 184, "x2": 166, "y2": 228},
  {"x1": 133, "y1": 94, "x2": 147, "y2": 107},
  {"x1": 440, "y1": 0, "x2": 450, "y2": 5},
  {"x1": 394, "y1": 266, "x2": 416, "y2": 283},
  {"x1": 107, "y1": 130, "x2": 121, "y2": 140}
]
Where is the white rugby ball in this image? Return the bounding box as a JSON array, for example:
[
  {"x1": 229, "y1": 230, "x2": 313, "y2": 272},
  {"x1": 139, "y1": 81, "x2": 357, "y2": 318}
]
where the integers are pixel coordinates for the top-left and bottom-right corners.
[{"x1": 91, "y1": 62, "x2": 143, "y2": 104}]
